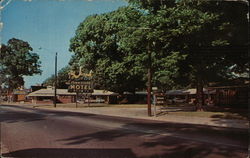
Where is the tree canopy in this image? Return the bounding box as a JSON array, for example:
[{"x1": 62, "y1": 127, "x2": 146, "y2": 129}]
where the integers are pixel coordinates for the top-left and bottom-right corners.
[
  {"x1": 0, "y1": 38, "x2": 42, "y2": 90},
  {"x1": 69, "y1": 0, "x2": 249, "y2": 108},
  {"x1": 69, "y1": 7, "x2": 147, "y2": 93},
  {"x1": 43, "y1": 66, "x2": 70, "y2": 89}
]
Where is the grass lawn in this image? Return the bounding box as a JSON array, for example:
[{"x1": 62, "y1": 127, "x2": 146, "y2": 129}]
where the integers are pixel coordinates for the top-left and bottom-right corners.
[
  {"x1": 159, "y1": 105, "x2": 248, "y2": 120},
  {"x1": 166, "y1": 111, "x2": 248, "y2": 120}
]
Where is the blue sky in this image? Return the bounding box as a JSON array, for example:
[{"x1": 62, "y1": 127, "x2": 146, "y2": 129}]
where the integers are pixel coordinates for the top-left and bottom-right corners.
[{"x1": 1, "y1": 0, "x2": 127, "y2": 88}]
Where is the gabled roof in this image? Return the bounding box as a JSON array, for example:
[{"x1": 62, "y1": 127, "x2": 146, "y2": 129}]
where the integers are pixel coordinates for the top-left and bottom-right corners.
[
  {"x1": 27, "y1": 88, "x2": 118, "y2": 97},
  {"x1": 27, "y1": 89, "x2": 76, "y2": 97}
]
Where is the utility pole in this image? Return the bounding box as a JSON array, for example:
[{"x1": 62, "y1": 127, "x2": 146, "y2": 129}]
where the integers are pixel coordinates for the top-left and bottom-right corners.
[
  {"x1": 54, "y1": 52, "x2": 57, "y2": 108},
  {"x1": 147, "y1": 42, "x2": 152, "y2": 116}
]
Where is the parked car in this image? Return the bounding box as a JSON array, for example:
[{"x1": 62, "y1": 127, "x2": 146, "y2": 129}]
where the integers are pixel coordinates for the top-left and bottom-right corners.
[{"x1": 167, "y1": 97, "x2": 186, "y2": 104}]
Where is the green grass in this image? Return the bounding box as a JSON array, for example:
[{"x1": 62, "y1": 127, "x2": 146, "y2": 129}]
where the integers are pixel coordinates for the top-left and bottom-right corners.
[{"x1": 166, "y1": 111, "x2": 248, "y2": 120}]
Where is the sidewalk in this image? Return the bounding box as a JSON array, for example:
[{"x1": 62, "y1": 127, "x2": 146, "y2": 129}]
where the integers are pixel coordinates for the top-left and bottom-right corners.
[
  {"x1": 2, "y1": 102, "x2": 249, "y2": 129},
  {"x1": 54, "y1": 107, "x2": 249, "y2": 129}
]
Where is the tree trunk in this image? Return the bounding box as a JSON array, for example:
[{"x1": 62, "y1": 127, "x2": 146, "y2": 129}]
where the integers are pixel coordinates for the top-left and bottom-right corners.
[{"x1": 196, "y1": 75, "x2": 204, "y2": 111}]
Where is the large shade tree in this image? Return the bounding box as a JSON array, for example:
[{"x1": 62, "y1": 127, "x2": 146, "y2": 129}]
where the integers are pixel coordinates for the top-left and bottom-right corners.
[
  {"x1": 69, "y1": 7, "x2": 147, "y2": 94},
  {"x1": 128, "y1": 0, "x2": 249, "y2": 109},
  {"x1": 69, "y1": 0, "x2": 248, "y2": 110},
  {"x1": 0, "y1": 38, "x2": 42, "y2": 90}
]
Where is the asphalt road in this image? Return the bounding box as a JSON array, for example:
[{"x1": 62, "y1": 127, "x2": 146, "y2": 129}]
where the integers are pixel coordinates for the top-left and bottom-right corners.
[{"x1": 0, "y1": 104, "x2": 248, "y2": 158}]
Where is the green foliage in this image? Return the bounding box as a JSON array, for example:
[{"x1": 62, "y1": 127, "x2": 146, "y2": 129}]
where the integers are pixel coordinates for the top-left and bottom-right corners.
[
  {"x1": 69, "y1": 1, "x2": 248, "y2": 97},
  {"x1": 69, "y1": 7, "x2": 147, "y2": 93},
  {"x1": 0, "y1": 38, "x2": 42, "y2": 90},
  {"x1": 43, "y1": 66, "x2": 70, "y2": 89}
]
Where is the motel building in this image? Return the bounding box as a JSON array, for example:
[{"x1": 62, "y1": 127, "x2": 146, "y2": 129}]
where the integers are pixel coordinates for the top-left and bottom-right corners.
[{"x1": 27, "y1": 86, "x2": 119, "y2": 104}]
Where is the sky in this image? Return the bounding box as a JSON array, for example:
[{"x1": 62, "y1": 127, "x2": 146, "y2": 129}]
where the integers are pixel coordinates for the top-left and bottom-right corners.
[{"x1": 1, "y1": 0, "x2": 127, "y2": 88}]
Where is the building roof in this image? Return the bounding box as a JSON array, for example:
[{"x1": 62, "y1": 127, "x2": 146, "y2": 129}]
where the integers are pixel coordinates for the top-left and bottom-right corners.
[
  {"x1": 13, "y1": 89, "x2": 30, "y2": 95},
  {"x1": 92, "y1": 90, "x2": 119, "y2": 96},
  {"x1": 27, "y1": 88, "x2": 118, "y2": 97},
  {"x1": 166, "y1": 88, "x2": 216, "y2": 95},
  {"x1": 124, "y1": 91, "x2": 148, "y2": 95},
  {"x1": 27, "y1": 88, "x2": 76, "y2": 97}
]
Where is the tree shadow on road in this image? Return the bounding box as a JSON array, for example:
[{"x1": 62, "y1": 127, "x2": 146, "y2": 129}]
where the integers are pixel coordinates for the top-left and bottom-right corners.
[
  {"x1": 140, "y1": 136, "x2": 247, "y2": 158},
  {"x1": 2, "y1": 148, "x2": 137, "y2": 158},
  {"x1": 55, "y1": 120, "x2": 248, "y2": 158},
  {"x1": 0, "y1": 104, "x2": 94, "y2": 123},
  {"x1": 1, "y1": 104, "x2": 248, "y2": 158},
  {"x1": 58, "y1": 129, "x2": 135, "y2": 145},
  {"x1": 0, "y1": 110, "x2": 46, "y2": 123}
]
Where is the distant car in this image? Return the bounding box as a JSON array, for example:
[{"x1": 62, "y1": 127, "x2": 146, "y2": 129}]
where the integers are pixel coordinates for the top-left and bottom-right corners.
[
  {"x1": 168, "y1": 97, "x2": 186, "y2": 104},
  {"x1": 173, "y1": 98, "x2": 186, "y2": 103}
]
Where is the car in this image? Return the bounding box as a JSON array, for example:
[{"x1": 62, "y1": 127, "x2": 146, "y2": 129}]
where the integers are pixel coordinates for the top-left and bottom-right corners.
[
  {"x1": 173, "y1": 97, "x2": 186, "y2": 103},
  {"x1": 167, "y1": 97, "x2": 186, "y2": 104}
]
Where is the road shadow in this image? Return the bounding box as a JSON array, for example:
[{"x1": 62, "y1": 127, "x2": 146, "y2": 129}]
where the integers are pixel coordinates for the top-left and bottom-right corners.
[
  {"x1": 56, "y1": 120, "x2": 248, "y2": 158},
  {"x1": 2, "y1": 148, "x2": 137, "y2": 158},
  {"x1": 139, "y1": 135, "x2": 247, "y2": 158},
  {"x1": 0, "y1": 104, "x2": 95, "y2": 123},
  {"x1": 124, "y1": 121, "x2": 248, "y2": 146},
  {"x1": 0, "y1": 109, "x2": 46, "y2": 123},
  {"x1": 1, "y1": 105, "x2": 248, "y2": 158},
  {"x1": 58, "y1": 129, "x2": 136, "y2": 145}
]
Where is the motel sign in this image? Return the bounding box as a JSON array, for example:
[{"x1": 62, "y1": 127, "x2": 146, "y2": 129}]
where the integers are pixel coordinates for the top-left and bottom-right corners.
[
  {"x1": 68, "y1": 81, "x2": 93, "y2": 93},
  {"x1": 67, "y1": 68, "x2": 94, "y2": 93}
]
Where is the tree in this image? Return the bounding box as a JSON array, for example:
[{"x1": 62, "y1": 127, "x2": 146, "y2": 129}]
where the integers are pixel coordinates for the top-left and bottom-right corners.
[
  {"x1": 43, "y1": 66, "x2": 70, "y2": 89},
  {"x1": 69, "y1": 7, "x2": 147, "y2": 94},
  {"x1": 69, "y1": 1, "x2": 248, "y2": 110},
  {"x1": 127, "y1": 0, "x2": 249, "y2": 110},
  {"x1": 0, "y1": 38, "x2": 42, "y2": 90}
]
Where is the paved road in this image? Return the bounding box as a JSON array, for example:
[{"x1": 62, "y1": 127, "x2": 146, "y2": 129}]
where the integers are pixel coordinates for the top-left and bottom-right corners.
[{"x1": 0, "y1": 104, "x2": 248, "y2": 158}]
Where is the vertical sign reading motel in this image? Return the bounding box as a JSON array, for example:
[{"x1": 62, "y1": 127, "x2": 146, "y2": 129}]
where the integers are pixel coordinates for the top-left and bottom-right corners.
[{"x1": 67, "y1": 67, "x2": 94, "y2": 93}]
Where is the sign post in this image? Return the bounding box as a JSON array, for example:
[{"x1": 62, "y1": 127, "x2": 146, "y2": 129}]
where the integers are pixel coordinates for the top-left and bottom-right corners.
[
  {"x1": 76, "y1": 92, "x2": 78, "y2": 108},
  {"x1": 152, "y1": 87, "x2": 158, "y2": 117},
  {"x1": 153, "y1": 95, "x2": 156, "y2": 117},
  {"x1": 88, "y1": 93, "x2": 90, "y2": 107}
]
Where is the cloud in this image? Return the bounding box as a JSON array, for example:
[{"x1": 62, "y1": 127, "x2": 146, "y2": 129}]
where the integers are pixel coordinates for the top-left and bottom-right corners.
[{"x1": 23, "y1": 0, "x2": 32, "y2": 2}]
